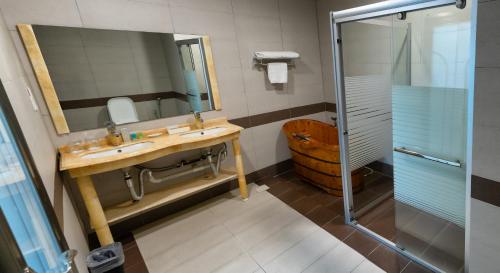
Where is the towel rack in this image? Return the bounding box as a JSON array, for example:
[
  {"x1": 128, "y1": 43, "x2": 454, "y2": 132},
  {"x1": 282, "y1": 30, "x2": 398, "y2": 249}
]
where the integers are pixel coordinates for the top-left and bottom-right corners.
[
  {"x1": 254, "y1": 59, "x2": 295, "y2": 67},
  {"x1": 253, "y1": 51, "x2": 300, "y2": 67},
  {"x1": 394, "y1": 147, "x2": 462, "y2": 168}
]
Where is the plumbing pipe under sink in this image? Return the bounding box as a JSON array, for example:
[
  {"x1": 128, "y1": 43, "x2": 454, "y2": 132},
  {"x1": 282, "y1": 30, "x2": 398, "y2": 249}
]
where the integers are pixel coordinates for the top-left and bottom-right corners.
[
  {"x1": 141, "y1": 143, "x2": 226, "y2": 184},
  {"x1": 122, "y1": 167, "x2": 144, "y2": 201},
  {"x1": 122, "y1": 144, "x2": 227, "y2": 201}
]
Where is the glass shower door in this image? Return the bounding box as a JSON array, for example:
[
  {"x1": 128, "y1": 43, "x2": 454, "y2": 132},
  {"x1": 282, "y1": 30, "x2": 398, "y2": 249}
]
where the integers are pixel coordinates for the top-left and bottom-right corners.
[
  {"x1": 392, "y1": 5, "x2": 470, "y2": 272},
  {"x1": 338, "y1": 3, "x2": 470, "y2": 272}
]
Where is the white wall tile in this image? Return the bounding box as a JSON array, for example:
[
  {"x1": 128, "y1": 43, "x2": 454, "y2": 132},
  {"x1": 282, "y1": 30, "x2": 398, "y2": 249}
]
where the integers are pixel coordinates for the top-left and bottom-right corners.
[
  {"x1": 235, "y1": 14, "x2": 283, "y2": 68},
  {"x1": 169, "y1": 0, "x2": 233, "y2": 13},
  {"x1": 209, "y1": 38, "x2": 242, "y2": 69},
  {"x1": 251, "y1": 119, "x2": 291, "y2": 171},
  {"x1": 472, "y1": 125, "x2": 500, "y2": 182},
  {"x1": 231, "y1": 0, "x2": 279, "y2": 18},
  {"x1": 170, "y1": 7, "x2": 236, "y2": 40},
  {"x1": 0, "y1": 20, "x2": 26, "y2": 83},
  {"x1": 476, "y1": 0, "x2": 500, "y2": 68},
  {"x1": 245, "y1": 85, "x2": 291, "y2": 115},
  {"x1": 214, "y1": 67, "x2": 249, "y2": 118},
  {"x1": 473, "y1": 68, "x2": 500, "y2": 129},
  {"x1": 0, "y1": 0, "x2": 82, "y2": 30},
  {"x1": 8, "y1": 30, "x2": 52, "y2": 116},
  {"x1": 470, "y1": 199, "x2": 500, "y2": 273},
  {"x1": 76, "y1": 0, "x2": 173, "y2": 32},
  {"x1": 222, "y1": 127, "x2": 257, "y2": 174}
]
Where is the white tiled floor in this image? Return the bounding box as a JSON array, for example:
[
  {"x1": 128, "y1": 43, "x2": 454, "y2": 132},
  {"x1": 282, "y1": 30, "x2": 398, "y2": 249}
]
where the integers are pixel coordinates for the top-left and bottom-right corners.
[{"x1": 134, "y1": 184, "x2": 385, "y2": 273}]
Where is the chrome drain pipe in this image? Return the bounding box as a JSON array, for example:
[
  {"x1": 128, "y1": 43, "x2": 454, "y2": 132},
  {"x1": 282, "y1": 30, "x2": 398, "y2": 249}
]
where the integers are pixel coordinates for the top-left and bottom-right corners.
[
  {"x1": 141, "y1": 164, "x2": 211, "y2": 184},
  {"x1": 122, "y1": 167, "x2": 144, "y2": 201},
  {"x1": 139, "y1": 144, "x2": 227, "y2": 185}
]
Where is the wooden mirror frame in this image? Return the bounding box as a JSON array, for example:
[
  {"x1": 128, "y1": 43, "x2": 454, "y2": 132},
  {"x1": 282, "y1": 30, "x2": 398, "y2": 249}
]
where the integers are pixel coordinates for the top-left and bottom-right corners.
[{"x1": 17, "y1": 24, "x2": 222, "y2": 135}]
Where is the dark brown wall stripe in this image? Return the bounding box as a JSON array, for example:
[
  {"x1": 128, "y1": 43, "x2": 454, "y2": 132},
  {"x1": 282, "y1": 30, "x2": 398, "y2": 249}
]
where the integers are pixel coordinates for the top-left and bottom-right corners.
[
  {"x1": 228, "y1": 102, "x2": 337, "y2": 129},
  {"x1": 60, "y1": 91, "x2": 210, "y2": 110},
  {"x1": 326, "y1": 102, "x2": 336, "y2": 112},
  {"x1": 472, "y1": 175, "x2": 500, "y2": 207}
]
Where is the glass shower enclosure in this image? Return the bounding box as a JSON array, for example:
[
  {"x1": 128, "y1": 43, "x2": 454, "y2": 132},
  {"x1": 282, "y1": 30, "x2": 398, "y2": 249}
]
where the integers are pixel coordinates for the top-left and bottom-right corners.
[{"x1": 331, "y1": 0, "x2": 474, "y2": 272}]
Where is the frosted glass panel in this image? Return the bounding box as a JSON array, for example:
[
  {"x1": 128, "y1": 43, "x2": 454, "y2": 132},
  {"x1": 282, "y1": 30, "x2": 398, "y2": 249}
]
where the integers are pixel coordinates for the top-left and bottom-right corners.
[
  {"x1": 393, "y1": 86, "x2": 467, "y2": 227},
  {"x1": 342, "y1": 18, "x2": 395, "y2": 173},
  {"x1": 346, "y1": 75, "x2": 392, "y2": 171}
]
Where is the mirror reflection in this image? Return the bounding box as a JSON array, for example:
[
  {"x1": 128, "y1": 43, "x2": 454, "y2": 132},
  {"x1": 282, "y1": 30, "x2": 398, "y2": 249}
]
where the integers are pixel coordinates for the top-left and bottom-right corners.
[{"x1": 32, "y1": 25, "x2": 217, "y2": 131}]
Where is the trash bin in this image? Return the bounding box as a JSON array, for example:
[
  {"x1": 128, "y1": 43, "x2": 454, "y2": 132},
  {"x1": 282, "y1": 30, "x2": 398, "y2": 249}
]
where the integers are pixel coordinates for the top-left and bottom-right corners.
[{"x1": 86, "y1": 242, "x2": 125, "y2": 273}]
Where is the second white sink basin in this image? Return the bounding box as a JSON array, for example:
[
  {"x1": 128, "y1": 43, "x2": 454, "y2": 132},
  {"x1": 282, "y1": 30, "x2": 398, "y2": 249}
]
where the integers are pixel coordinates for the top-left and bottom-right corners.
[
  {"x1": 81, "y1": 141, "x2": 154, "y2": 159},
  {"x1": 180, "y1": 127, "x2": 227, "y2": 138}
]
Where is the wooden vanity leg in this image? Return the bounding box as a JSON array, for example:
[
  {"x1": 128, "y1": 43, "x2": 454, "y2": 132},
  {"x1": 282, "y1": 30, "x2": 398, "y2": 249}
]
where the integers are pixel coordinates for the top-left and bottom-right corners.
[
  {"x1": 76, "y1": 176, "x2": 114, "y2": 246},
  {"x1": 232, "y1": 138, "x2": 249, "y2": 200}
]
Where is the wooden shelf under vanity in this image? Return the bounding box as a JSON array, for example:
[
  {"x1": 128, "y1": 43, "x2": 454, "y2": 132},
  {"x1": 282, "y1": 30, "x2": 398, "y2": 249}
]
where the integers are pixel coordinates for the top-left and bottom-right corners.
[{"x1": 103, "y1": 169, "x2": 237, "y2": 225}]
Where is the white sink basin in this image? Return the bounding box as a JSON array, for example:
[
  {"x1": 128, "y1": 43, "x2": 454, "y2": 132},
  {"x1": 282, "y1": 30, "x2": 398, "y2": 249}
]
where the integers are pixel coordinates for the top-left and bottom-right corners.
[
  {"x1": 81, "y1": 142, "x2": 154, "y2": 159},
  {"x1": 180, "y1": 127, "x2": 227, "y2": 138}
]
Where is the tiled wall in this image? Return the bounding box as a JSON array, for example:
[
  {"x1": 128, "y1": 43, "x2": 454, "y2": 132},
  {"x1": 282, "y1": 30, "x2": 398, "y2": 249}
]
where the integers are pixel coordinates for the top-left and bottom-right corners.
[
  {"x1": 0, "y1": 12, "x2": 89, "y2": 273},
  {"x1": 0, "y1": 0, "x2": 329, "y2": 265},
  {"x1": 2, "y1": 0, "x2": 327, "y2": 166},
  {"x1": 470, "y1": 0, "x2": 500, "y2": 272},
  {"x1": 315, "y1": 0, "x2": 377, "y2": 124},
  {"x1": 316, "y1": 0, "x2": 378, "y2": 104}
]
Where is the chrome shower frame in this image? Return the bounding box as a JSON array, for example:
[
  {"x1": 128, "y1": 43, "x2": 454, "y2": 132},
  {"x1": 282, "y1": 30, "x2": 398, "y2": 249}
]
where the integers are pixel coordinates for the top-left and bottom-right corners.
[{"x1": 330, "y1": 0, "x2": 477, "y2": 272}]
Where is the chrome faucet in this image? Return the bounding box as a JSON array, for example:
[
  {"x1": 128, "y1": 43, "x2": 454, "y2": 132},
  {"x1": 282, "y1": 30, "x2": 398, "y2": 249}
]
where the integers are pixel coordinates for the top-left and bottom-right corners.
[
  {"x1": 105, "y1": 121, "x2": 117, "y2": 134},
  {"x1": 193, "y1": 111, "x2": 204, "y2": 129}
]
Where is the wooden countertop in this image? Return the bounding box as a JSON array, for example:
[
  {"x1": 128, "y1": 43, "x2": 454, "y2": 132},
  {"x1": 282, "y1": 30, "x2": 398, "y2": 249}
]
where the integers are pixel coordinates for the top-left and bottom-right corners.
[{"x1": 59, "y1": 118, "x2": 243, "y2": 178}]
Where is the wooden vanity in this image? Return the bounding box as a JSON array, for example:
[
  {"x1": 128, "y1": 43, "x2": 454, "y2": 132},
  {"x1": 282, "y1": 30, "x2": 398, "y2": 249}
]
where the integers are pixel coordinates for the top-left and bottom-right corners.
[
  {"x1": 59, "y1": 118, "x2": 248, "y2": 246},
  {"x1": 19, "y1": 23, "x2": 244, "y2": 247}
]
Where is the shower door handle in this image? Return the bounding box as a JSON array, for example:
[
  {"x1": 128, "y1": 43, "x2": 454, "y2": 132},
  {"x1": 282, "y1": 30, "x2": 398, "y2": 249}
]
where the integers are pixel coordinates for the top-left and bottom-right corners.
[{"x1": 393, "y1": 147, "x2": 462, "y2": 168}]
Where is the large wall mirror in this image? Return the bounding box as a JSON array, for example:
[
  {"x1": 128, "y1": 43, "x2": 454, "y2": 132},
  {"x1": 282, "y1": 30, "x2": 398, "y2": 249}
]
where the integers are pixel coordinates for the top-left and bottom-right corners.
[{"x1": 17, "y1": 24, "x2": 221, "y2": 134}]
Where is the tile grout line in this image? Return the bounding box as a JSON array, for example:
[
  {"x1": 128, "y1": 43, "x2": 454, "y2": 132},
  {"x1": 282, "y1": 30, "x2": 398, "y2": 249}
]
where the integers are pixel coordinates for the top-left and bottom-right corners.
[
  {"x1": 298, "y1": 240, "x2": 343, "y2": 273},
  {"x1": 207, "y1": 187, "x2": 308, "y2": 273}
]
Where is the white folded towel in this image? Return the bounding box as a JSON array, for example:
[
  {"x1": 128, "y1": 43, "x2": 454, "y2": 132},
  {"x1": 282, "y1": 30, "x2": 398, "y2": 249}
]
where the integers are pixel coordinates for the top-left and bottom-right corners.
[
  {"x1": 255, "y1": 51, "x2": 300, "y2": 60},
  {"x1": 267, "y1": 62, "x2": 288, "y2": 84}
]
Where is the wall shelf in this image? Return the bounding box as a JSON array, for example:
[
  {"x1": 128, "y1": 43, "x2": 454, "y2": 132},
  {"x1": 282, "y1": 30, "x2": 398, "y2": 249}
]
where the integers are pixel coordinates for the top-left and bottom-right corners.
[{"x1": 102, "y1": 169, "x2": 237, "y2": 225}]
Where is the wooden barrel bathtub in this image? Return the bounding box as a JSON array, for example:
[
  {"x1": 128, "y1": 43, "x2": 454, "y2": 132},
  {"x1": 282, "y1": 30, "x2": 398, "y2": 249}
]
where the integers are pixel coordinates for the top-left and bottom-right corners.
[{"x1": 282, "y1": 119, "x2": 363, "y2": 196}]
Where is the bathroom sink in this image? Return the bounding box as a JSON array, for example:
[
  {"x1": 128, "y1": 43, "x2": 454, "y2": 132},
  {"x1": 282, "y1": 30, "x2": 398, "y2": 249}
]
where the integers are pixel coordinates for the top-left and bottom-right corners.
[
  {"x1": 180, "y1": 127, "x2": 227, "y2": 138},
  {"x1": 81, "y1": 142, "x2": 154, "y2": 159}
]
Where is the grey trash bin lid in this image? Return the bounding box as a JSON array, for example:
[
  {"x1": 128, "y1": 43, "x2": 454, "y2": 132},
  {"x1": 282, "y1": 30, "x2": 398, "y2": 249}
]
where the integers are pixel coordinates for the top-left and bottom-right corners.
[{"x1": 86, "y1": 242, "x2": 124, "y2": 273}]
